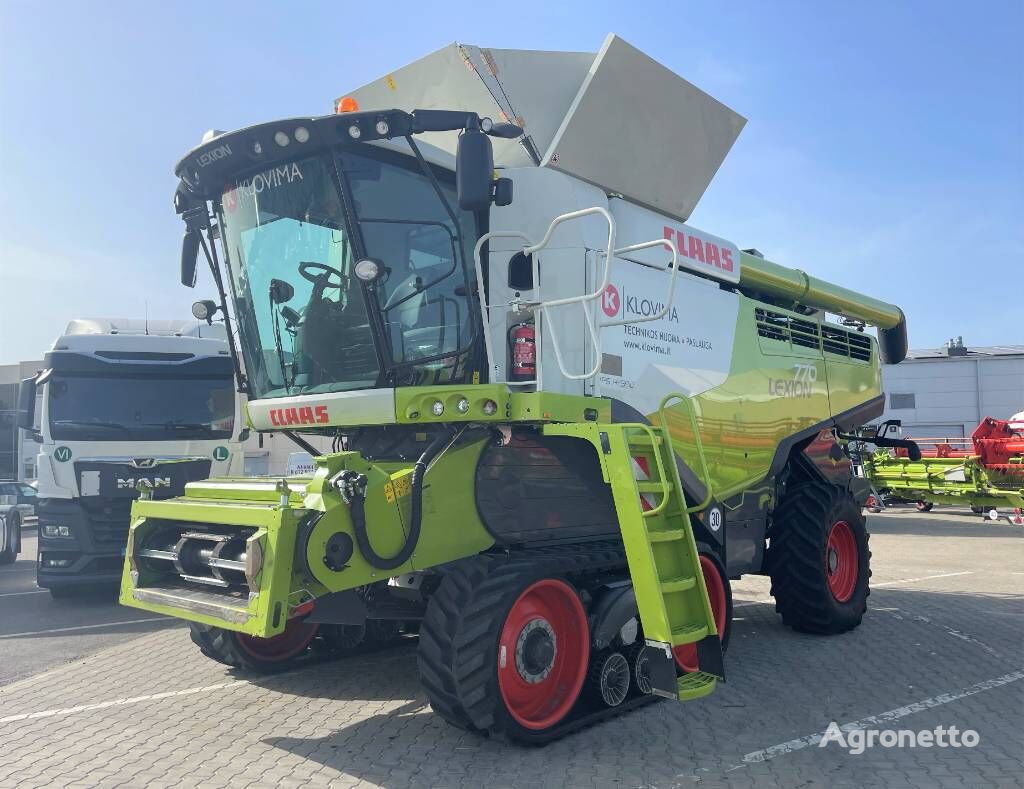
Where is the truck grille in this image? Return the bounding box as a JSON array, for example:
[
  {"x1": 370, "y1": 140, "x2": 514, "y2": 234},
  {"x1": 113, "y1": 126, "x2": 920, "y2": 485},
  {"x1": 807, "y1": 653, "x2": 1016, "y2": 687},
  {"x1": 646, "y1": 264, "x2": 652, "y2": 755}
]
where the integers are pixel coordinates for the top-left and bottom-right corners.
[{"x1": 81, "y1": 499, "x2": 134, "y2": 548}]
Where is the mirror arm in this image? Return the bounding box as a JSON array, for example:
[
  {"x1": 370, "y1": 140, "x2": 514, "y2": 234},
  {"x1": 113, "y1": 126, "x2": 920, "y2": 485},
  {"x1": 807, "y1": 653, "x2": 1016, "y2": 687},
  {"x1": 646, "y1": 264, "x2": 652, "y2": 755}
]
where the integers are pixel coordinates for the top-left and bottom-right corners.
[{"x1": 199, "y1": 228, "x2": 250, "y2": 395}]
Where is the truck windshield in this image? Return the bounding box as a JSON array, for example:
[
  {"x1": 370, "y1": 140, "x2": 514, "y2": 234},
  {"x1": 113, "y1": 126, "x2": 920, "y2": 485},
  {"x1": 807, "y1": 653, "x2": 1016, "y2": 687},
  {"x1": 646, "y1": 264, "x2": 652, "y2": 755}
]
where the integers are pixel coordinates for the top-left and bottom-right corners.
[
  {"x1": 48, "y1": 374, "x2": 235, "y2": 442},
  {"x1": 218, "y1": 146, "x2": 478, "y2": 400}
]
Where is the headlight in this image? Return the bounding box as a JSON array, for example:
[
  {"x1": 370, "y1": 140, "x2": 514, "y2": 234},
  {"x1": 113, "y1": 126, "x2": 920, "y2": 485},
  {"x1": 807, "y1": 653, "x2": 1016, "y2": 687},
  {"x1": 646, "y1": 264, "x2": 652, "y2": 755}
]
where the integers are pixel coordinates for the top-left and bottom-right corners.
[{"x1": 41, "y1": 524, "x2": 73, "y2": 539}]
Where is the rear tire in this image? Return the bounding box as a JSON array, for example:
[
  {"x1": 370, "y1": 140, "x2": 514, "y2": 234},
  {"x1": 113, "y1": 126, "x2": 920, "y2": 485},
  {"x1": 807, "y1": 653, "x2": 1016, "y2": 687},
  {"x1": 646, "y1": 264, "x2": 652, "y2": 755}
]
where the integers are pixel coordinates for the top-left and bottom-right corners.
[
  {"x1": 768, "y1": 481, "x2": 871, "y2": 634},
  {"x1": 190, "y1": 619, "x2": 318, "y2": 673},
  {"x1": 418, "y1": 556, "x2": 591, "y2": 741}
]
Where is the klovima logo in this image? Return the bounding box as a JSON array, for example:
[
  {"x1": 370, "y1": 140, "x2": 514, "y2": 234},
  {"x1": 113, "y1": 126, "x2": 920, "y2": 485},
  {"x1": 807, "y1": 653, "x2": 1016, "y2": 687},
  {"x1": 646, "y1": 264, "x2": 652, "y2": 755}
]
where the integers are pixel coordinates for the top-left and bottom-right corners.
[{"x1": 602, "y1": 284, "x2": 621, "y2": 318}]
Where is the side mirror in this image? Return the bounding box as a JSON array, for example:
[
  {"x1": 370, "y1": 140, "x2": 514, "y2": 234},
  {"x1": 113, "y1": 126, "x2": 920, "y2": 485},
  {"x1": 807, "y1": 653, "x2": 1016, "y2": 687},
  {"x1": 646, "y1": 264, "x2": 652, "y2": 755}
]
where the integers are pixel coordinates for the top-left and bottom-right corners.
[
  {"x1": 17, "y1": 376, "x2": 36, "y2": 431},
  {"x1": 456, "y1": 122, "x2": 494, "y2": 212},
  {"x1": 181, "y1": 229, "x2": 200, "y2": 287}
]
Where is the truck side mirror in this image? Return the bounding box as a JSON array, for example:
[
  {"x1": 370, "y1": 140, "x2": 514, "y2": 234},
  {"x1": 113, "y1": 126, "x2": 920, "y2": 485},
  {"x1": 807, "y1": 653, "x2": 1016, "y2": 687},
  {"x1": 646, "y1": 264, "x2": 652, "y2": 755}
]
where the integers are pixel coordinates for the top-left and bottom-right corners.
[
  {"x1": 456, "y1": 121, "x2": 494, "y2": 212},
  {"x1": 181, "y1": 229, "x2": 200, "y2": 287},
  {"x1": 17, "y1": 376, "x2": 36, "y2": 431}
]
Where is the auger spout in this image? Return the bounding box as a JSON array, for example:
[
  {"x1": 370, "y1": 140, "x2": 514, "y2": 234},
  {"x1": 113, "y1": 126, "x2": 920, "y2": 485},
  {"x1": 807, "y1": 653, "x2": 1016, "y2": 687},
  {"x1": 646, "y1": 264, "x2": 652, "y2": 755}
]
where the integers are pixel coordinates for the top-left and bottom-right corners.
[{"x1": 739, "y1": 251, "x2": 908, "y2": 363}]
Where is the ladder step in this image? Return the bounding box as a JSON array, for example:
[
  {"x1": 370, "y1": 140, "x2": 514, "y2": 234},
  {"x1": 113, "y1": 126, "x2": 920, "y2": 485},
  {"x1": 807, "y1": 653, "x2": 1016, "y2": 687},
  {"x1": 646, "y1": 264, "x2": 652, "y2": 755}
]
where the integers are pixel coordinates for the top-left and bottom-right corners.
[
  {"x1": 636, "y1": 482, "x2": 668, "y2": 494},
  {"x1": 671, "y1": 623, "x2": 709, "y2": 644},
  {"x1": 648, "y1": 529, "x2": 687, "y2": 543},
  {"x1": 676, "y1": 671, "x2": 718, "y2": 701},
  {"x1": 659, "y1": 576, "x2": 697, "y2": 593}
]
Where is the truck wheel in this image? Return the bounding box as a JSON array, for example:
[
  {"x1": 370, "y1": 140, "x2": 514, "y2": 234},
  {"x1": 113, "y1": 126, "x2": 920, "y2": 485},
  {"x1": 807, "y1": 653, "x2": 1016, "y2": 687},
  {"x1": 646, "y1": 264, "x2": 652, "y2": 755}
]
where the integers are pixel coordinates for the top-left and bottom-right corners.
[
  {"x1": 0, "y1": 514, "x2": 18, "y2": 564},
  {"x1": 915, "y1": 501, "x2": 934, "y2": 512},
  {"x1": 189, "y1": 620, "x2": 319, "y2": 673},
  {"x1": 673, "y1": 553, "x2": 732, "y2": 672},
  {"x1": 768, "y1": 481, "x2": 871, "y2": 634},
  {"x1": 971, "y1": 506, "x2": 985, "y2": 515},
  {"x1": 418, "y1": 559, "x2": 590, "y2": 740}
]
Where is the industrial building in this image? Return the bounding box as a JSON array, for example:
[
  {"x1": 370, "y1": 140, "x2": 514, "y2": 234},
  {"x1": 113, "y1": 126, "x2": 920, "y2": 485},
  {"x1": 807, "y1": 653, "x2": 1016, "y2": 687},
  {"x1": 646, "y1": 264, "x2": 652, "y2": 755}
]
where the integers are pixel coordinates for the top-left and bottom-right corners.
[{"x1": 877, "y1": 339, "x2": 1024, "y2": 440}]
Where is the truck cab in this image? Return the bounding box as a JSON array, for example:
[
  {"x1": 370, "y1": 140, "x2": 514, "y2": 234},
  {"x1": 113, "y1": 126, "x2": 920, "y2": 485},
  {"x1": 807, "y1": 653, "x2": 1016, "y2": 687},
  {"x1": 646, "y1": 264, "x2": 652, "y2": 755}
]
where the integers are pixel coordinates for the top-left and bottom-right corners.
[{"x1": 19, "y1": 319, "x2": 246, "y2": 596}]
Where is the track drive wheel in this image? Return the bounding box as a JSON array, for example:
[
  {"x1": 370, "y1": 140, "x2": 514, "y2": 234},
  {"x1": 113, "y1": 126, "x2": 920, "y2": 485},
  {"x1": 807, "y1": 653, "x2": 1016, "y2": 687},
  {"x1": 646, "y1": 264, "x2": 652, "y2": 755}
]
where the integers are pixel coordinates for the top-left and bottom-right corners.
[
  {"x1": 673, "y1": 553, "x2": 732, "y2": 672},
  {"x1": 767, "y1": 481, "x2": 871, "y2": 634},
  {"x1": 189, "y1": 618, "x2": 319, "y2": 673},
  {"x1": 916, "y1": 501, "x2": 934, "y2": 512},
  {"x1": 418, "y1": 558, "x2": 590, "y2": 741}
]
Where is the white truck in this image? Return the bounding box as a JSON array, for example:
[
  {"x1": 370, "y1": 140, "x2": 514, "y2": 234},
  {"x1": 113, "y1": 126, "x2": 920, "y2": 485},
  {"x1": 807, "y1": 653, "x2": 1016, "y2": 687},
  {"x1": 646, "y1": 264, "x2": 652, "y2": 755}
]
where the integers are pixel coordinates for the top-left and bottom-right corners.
[{"x1": 17, "y1": 319, "x2": 247, "y2": 597}]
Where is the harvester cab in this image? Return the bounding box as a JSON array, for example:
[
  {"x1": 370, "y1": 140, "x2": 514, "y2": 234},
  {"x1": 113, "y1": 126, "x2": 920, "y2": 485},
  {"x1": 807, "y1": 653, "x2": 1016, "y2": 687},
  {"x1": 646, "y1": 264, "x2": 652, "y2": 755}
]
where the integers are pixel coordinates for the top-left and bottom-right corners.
[{"x1": 122, "y1": 34, "x2": 910, "y2": 742}]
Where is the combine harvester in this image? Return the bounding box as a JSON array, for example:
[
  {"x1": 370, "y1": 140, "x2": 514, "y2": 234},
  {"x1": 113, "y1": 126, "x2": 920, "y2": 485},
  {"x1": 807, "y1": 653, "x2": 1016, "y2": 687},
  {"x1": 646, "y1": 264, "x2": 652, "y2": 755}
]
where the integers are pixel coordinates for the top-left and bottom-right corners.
[
  {"x1": 120, "y1": 35, "x2": 912, "y2": 741},
  {"x1": 862, "y1": 416, "x2": 1024, "y2": 523}
]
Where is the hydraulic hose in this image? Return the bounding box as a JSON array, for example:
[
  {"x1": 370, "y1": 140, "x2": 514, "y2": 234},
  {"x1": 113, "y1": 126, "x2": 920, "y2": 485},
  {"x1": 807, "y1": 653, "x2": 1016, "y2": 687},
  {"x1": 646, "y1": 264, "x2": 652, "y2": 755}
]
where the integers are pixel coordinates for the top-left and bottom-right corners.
[{"x1": 347, "y1": 427, "x2": 460, "y2": 571}]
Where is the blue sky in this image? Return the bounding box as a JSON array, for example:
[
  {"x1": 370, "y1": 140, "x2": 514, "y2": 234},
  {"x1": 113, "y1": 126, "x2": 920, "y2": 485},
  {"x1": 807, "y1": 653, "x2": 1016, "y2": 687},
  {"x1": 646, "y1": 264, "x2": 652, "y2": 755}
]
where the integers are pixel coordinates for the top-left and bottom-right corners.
[{"x1": 0, "y1": 1, "x2": 1020, "y2": 363}]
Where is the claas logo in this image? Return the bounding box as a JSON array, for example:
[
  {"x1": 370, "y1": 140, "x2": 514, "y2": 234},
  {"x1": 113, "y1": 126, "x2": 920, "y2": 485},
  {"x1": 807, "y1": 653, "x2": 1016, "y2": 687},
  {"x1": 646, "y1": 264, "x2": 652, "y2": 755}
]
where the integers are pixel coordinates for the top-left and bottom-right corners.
[{"x1": 269, "y1": 406, "x2": 330, "y2": 426}]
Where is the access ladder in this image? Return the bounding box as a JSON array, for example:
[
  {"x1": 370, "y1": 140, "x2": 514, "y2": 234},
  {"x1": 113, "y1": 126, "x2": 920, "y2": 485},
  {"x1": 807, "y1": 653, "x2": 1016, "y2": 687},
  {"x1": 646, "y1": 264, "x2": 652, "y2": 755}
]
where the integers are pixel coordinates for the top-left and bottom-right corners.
[{"x1": 545, "y1": 396, "x2": 723, "y2": 701}]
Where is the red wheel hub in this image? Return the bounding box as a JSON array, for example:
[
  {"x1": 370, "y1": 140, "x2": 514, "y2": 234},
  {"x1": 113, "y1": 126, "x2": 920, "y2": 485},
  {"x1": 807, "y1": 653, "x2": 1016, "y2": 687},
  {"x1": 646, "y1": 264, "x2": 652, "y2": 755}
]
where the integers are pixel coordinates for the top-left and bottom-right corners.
[
  {"x1": 825, "y1": 520, "x2": 858, "y2": 602},
  {"x1": 497, "y1": 579, "x2": 589, "y2": 730},
  {"x1": 674, "y1": 555, "x2": 727, "y2": 672},
  {"x1": 235, "y1": 618, "x2": 319, "y2": 662}
]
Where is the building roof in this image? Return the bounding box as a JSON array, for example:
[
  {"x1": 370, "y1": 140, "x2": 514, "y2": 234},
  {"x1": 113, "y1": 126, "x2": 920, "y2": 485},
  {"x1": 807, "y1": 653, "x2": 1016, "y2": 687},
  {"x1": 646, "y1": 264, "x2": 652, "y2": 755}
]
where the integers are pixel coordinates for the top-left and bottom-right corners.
[{"x1": 904, "y1": 345, "x2": 1024, "y2": 361}]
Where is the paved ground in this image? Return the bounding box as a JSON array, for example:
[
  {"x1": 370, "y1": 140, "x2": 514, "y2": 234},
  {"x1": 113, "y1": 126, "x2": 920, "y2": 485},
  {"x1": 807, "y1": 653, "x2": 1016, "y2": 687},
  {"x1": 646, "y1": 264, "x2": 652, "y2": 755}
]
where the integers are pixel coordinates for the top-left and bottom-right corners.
[
  {"x1": 0, "y1": 526, "x2": 176, "y2": 687},
  {"x1": 0, "y1": 507, "x2": 1021, "y2": 788}
]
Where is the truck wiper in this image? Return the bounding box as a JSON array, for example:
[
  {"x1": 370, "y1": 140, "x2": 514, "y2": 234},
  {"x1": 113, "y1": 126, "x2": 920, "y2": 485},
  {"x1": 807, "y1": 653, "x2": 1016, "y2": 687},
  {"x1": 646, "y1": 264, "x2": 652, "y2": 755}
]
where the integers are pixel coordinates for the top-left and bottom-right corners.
[
  {"x1": 51, "y1": 419, "x2": 127, "y2": 431},
  {"x1": 152, "y1": 422, "x2": 217, "y2": 435}
]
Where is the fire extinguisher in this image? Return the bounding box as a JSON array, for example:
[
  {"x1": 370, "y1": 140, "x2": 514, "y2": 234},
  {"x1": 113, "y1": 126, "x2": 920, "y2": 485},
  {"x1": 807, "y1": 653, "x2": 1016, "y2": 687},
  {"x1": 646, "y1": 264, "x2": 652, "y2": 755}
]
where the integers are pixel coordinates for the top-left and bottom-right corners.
[{"x1": 508, "y1": 322, "x2": 536, "y2": 382}]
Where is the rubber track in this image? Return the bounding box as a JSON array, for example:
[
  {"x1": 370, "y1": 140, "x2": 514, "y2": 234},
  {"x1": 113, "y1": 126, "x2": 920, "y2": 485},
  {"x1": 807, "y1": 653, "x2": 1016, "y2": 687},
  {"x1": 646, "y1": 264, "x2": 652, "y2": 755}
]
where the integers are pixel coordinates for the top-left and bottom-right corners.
[
  {"x1": 766, "y1": 480, "x2": 871, "y2": 634},
  {"x1": 417, "y1": 541, "x2": 629, "y2": 740}
]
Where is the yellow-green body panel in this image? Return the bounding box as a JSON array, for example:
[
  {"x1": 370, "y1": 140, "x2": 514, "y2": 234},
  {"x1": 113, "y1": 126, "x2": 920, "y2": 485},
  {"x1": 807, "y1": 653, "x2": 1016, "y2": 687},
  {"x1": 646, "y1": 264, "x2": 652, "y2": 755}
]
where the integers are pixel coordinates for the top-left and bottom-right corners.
[{"x1": 655, "y1": 297, "x2": 880, "y2": 501}]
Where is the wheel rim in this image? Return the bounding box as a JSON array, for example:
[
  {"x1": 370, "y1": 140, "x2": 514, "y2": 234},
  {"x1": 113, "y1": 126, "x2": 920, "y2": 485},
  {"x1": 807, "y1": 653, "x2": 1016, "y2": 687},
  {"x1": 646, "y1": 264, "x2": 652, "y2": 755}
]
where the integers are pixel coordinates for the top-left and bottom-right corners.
[
  {"x1": 674, "y1": 555, "x2": 727, "y2": 672},
  {"x1": 235, "y1": 619, "x2": 319, "y2": 662},
  {"x1": 825, "y1": 520, "x2": 859, "y2": 602},
  {"x1": 497, "y1": 578, "x2": 589, "y2": 730}
]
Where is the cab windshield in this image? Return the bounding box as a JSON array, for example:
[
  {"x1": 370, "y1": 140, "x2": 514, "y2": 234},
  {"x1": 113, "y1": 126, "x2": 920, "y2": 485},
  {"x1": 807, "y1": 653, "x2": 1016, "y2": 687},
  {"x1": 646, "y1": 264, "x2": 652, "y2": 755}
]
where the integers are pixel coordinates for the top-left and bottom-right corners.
[{"x1": 218, "y1": 146, "x2": 478, "y2": 399}]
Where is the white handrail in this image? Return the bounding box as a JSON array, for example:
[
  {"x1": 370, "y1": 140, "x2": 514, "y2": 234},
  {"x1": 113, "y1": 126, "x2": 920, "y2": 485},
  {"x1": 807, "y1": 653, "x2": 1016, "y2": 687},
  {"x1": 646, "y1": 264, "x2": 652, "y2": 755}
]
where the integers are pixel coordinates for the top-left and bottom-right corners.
[
  {"x1": 601, "y1": 238, "x2": 680, "y2": 327},
  {"x1": 471, "y1": 209, "x2": 683, "y2": 386}
]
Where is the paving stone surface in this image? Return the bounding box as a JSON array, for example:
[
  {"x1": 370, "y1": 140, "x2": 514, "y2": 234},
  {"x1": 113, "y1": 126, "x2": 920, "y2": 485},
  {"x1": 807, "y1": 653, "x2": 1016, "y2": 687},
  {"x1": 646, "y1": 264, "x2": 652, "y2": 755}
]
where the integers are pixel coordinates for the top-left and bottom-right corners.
[{"x1": 0, "y1": 507, "x2": 1021, "y2": 788}]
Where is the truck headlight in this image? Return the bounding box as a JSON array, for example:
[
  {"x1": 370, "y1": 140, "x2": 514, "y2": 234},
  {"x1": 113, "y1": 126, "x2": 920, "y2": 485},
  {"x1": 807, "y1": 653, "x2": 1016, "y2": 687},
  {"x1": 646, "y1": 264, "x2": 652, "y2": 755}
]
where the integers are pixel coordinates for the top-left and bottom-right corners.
[{"x1": 41, "y1": 524, "x2": 73, "y2": 539}]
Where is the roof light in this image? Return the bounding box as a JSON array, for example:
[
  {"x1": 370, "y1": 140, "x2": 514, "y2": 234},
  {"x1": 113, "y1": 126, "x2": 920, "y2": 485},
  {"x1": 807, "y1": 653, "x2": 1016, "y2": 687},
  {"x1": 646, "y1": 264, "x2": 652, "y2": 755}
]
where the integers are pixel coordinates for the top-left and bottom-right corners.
[
  {"x1": 294, "y1": 126, "x2": 310, "y2": 143},
  {"x1": 482, "y1": 399, "x2": 498, "y2": 416},
  {"x1": 274, "y1": 131, "x2": 290, "y2": 147},
  {"x1": 375, "y1": 119, "x2": 390, "y2": 136},
  {"x1": 431, "y1": 400, "x2": 445, "y2": 417},
  {"x1": 336, "y1": 96, "x2": 360, "y2": 113},
  {"x1": 348, "y1": 124, "x2": 362, "y2": 140},
  {"x1": 456, "y1": 397, "x2": 470, "y2": 414},
  {"x1": 480, "y1": 117, "x2": 493, "y2": 133}
]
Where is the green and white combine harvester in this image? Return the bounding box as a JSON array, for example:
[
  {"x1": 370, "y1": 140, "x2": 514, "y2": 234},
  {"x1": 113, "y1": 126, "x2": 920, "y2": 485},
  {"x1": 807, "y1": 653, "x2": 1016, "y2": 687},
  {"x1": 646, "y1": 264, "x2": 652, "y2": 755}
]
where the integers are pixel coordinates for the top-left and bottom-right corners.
[{"x1": 120, "y1": 35, "x2": 912, "y2": 741}]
